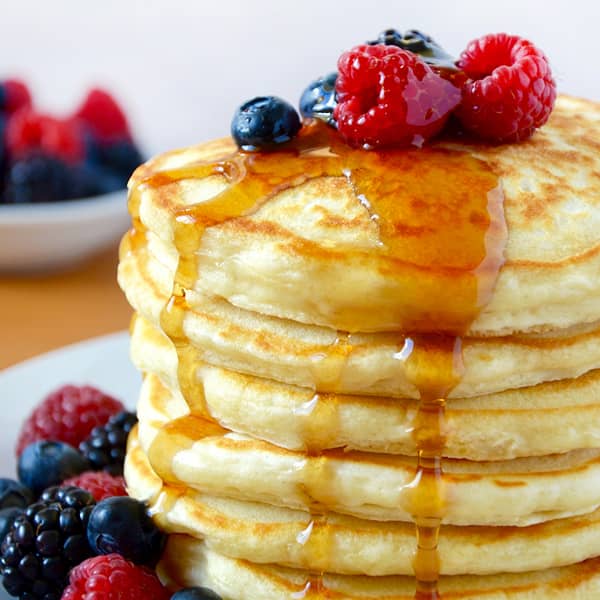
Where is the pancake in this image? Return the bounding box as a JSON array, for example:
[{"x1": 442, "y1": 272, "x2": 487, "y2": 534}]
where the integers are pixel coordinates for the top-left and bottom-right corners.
[
  {"x1": 126, "y1": 434, "x2": 600, "y2": 577},
  {"x1": 127, "y1": 95, "x2": 600, "y2": 336},
  {"x1": 158, "y1": 536, "x2": 600, "y2": 600},
  {"x1": 119, "y1": 241, "x2": 600, "y2": 399},
  {"x1": 135, "y1": 394, "x2": 600, "y2": 526},
  {"x1": 132, "y1": 316, "x2": 600, "y2": 460}
]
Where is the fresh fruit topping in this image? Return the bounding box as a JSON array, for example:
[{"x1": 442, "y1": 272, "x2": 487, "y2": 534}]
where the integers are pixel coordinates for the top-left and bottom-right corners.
[
  {"x1": 231, "y1": 96, "x2": 301, "y2": 151},
  {"x1": 368, "y1": 28, "x2": 457, "y2": 71},
  {"x1": 63, "y1": 471, "x2": 127, "y2": 502},
  {"x1": 79, "y1": 411, "x2": 137, "y2": 475},
  {"x1": 333, "y1": 44, "x2": 461, "y2": 148},
  {"x1": 87, "y1": 497, "x2": 165, "y2": 566},
  {"x1": 0, "y1": 479, "x2": 34, "y2": 510},
  {"x1": 74, "y1": 88, "x2": 131, "y2": 143},
  {"x1": 299, "y1": 72, "x2": 338, "y2": 125},
  {"x1": 0, "y1": 485, "x2": 95, "y2": 599},
  {"x1": 5, "y1": 109, "x2": 84, "y2": 163},
  {"x1": 0, "y1": 79, "x2": 32, "y2": 114},
  {"x1": 171, "y1": 587, "x2": 223, "y2": 600},
  {"x1": 18, "y1": 441, "x2": 89, "y2": 495},
  {"x1": 16, "y1": 385, "x2": 124, "y2": 458},
  {"x1": 455, "y1": 33, "x2": 556, "y2": 142},
  {"x1": 62, "y1": 553, "x2": 170, "y2": 600}
]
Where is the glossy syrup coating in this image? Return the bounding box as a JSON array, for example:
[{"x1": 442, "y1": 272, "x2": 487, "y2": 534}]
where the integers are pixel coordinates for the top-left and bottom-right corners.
[{"x1": 125, "y1": 119, "x2": 507, "y2": 598}]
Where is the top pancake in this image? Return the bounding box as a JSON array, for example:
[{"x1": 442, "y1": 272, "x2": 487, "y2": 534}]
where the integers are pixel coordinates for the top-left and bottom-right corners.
[{"x1": 129, "y1": 95, "x2": 600, "y2": 335}]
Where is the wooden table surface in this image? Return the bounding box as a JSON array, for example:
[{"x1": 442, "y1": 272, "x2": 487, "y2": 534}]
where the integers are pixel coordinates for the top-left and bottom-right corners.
[{"x1": 0, "y1": 245, "x2": 132, "y2": 370}]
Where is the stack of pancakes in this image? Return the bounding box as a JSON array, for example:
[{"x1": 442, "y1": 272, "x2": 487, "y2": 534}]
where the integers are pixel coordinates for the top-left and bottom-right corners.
[{"x1": 119, "y1": 95, "x2": 600, "y2": 598}]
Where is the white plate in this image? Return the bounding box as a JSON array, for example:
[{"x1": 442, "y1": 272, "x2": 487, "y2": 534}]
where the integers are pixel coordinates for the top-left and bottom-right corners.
[
  {"x1": 0, "y1": 332, "x2": 138, "y2": 598},
  {"x1": 0, "y1": 190, "x2": 130, "y2": 273}
]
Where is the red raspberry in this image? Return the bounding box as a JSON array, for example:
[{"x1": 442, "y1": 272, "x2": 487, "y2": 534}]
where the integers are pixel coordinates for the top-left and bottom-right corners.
[
  {"x1": 61, "y1": 554, "x2": 170, "y2": 600},
  {"x1": 455, "y1": 33, "x2": 556, "y2": 142},
  {"x1": 63, "y1": 471, "x2": 127, "y2": 501},
  {"x1": 2, "y1": 79, "x2": 32, "y2": 113},
  {"x1": 6, "y1": 108, "x2": 85, "y2": 163},
  {"x1": 333, "y1": 44, "x2": 461, "y2": 148},
  {"x1": 74, "y1": 88, "x2": 131, "y2": 143},
  {"x1": 16, "y1": 385, "x2": 124, "y2": 457}
]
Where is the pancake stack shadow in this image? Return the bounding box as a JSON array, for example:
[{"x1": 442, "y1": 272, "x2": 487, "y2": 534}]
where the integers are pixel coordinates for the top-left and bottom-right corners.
[{"x1": 119, "y1": 96, "x2": 600, "y2": 599}]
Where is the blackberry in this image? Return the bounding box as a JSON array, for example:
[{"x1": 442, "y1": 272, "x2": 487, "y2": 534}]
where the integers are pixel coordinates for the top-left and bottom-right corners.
[
  {"x1": 368, "y1": 28, "x2": 457, "y2": 70},
  {"x1": 0, "y1": 485, "x2": 95, "y2": 599},
  {"x1": 79, "y1": 411, "x2": 137, "y2": 475}
]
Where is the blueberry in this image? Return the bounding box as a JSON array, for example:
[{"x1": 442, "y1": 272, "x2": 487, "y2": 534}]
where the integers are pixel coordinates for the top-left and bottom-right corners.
[
  {"x1": 0, "y1": 85, "x2": 7, "y2": 111},
  {"x1": 17, "y1": 441, "x2": 89, "y2": 495},
  {"x1": 87, "y1": 496, "x2": 165, "y2": 566},
  {"x1": 3, "y1": 154, "x2": 71, "y2": 204},
  {"x1": 0, "y1": 507, "x2": 23, "y2": 543},
  {"x1": 231, "y1": 96, "x2": 301, "y2": 151},
  {"x1": 299, "y1": 72, "x2": 337, "y2": 126},
  {"x1": 171, "y1": 587, "x2": 222, "y2": 600},
  {"x1": 0, "y1": 478, "x2": 34, "y2": 510}
]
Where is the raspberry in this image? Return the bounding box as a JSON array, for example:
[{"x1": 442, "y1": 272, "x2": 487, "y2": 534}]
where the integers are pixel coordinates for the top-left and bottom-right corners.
[
  {"x1": 75, "y1": 88, "x2": 131, "y2": 143},
  {"x1": 61, "y1": 554, "x2": 170, "y2": 600},
  {"x1": 0, "y1": 79, "x2": 32, "y2": 113},
  {"x1": 333, "y1": 44, "x2": 461, "y2": 148},
  {"x1": 455, "y1": 33, "x2": 556, "y2": 142},
  {"x1": 5, "y1": 109, "x2": 85, "y2": 163},
  {"x1": 16, "y1": 385, "x2": 124, "y2": 457},
  {"x1": 63, "y1": 471, "x2": 127, "y2": 501}
]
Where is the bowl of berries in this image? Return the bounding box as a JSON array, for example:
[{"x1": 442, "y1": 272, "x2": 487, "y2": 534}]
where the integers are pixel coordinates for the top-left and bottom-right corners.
[{"x1": 0, "y1": 80, "x2": 143, "y2": 273}]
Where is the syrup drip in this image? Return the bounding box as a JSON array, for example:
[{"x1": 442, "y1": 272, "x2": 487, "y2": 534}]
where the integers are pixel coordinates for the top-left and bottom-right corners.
[{"x1": 126, "y1": 120, "x2": 507, "y2": 598}]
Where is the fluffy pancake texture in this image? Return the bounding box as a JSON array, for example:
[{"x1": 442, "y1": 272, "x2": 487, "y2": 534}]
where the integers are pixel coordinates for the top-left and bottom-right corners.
[
  {"x1": 119, "y1": 93, "x2": 600, "y2": 599},
  {"x1": 128, "y1": 96, "x2": 600, "y2": 336}
]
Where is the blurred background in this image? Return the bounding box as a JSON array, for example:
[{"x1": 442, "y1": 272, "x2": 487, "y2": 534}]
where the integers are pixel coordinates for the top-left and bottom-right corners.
[
  {"x1": 1, "y1": 0, "x2": 599, "y2": 368},
  {"x1": 5, "y1": 0, "x2": 600, "y2": 155}
]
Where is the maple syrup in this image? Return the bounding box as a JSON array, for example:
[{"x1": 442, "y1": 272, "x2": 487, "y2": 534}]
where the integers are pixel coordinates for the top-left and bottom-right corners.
[{"x1": 126, "y1": 119, "x2": 507, "y2": 598}]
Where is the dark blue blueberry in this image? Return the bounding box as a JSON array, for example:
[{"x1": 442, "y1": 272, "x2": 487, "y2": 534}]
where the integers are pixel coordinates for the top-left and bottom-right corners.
[
  {"x1": 171, "y1": 586, "x2": 222, "y2": 600},
  {"x1": 231, "y1": 96, "x2": 301, "y2": 151},
  {"x1": 0, "y1": 84, "x2": 7, "y2": 111},
  {"x1": 0, "y1": 507, "x2": 23, "y2": 543},
  {"x1": 68, "y1": 162, "x2": 123, "y2": 198},
  {"x1": 368, "y1": 28, "x2": 457, "y2": 70},
  {"x1": 299, "y1": 72, "x2": 337, "y2": 126},
  {"x1": 87, "y1": 496, "x2": 165, "y2": 566},
  {"x1": 17, "y1": 441, "x2": 89, "y2": 495},
  {"x1": 0, "y1": 478, "x2": 34, "y2": 510},
  {"x1": 3, "y1": 154, "x2": 72, "y2": 204}
]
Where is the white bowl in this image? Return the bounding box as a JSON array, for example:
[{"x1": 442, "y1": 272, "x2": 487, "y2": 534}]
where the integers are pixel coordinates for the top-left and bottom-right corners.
[{"x1": 0, "y1": 190, "x2": 130, "y2": 272}]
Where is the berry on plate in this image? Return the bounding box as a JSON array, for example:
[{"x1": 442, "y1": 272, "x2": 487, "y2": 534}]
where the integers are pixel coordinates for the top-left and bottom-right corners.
[
  {"x1": 79, "y1": 411, "x2": 137, "y2": 475},
  {"x1": 0, "y1": 486, "x2": 95, "y2": 599},
  {"x1": 333, "y1": 44, "x2": 461, "y2": 148},
  {"x1": 16, "y1": 384, "x2": 124, "y2": 457},
  {"x1": 455, "y1": 33, "x2": 556, "y2": 142},
  {"x1": 74, "y1": 88, "x2": 131, "y2": 143},
  {"x1": 0, "y1": 478, "x2": 34, "y2": 510},
  {"x1": 61, "y1": 553, "x2": 170, "y2": 600},
  {"x1": 231, "y1": 96, "x2": 301, "y2": 150},
  {"x1": 5, "y1": 109, "x2": 84, "y2": 163},
  {"x1": 18, "y1": 441, "x2": 90, "y2": 495},
  {"x1": 0, "y1": 79, "x2": 32, "y2": 114},
  {"x1": 63, "y1": 471, "x2": 127, "y2": 502},
  {"x1": 171, "y1": 586, "x2": 223, "y2": 600},
  {"x1": 87, "y1": 496, "x2": 165, "y2": 567}
]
